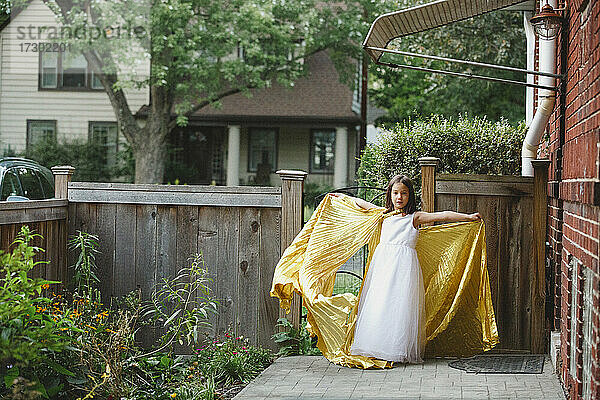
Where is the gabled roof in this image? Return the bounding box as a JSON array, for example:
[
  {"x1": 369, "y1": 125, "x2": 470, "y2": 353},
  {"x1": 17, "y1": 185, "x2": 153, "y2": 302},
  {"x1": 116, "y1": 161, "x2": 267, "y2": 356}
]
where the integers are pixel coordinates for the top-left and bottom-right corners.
[
  {"x1": 363, "y1": 0, "x2": 531, "y2": 63},
  {"x1": 189, "y1": 51, "x2": 361, "y2": 124},
  {"x1": 0, "y1": 8, "x2": 23, "y2": 32},
  {"x1": 0, "y1": 13, "x2": 10, "y2": 31}
]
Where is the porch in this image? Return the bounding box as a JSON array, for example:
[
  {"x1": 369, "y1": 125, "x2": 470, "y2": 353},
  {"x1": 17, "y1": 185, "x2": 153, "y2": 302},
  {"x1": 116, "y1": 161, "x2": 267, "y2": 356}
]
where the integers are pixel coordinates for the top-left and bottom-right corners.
[{"x1": 168, "y1": 123, "x2": 357, "y2": 188}]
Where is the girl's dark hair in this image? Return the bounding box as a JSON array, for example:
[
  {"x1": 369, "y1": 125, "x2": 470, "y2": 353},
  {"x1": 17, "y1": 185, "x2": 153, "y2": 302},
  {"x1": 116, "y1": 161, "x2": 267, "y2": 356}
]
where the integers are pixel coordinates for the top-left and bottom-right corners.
[{"x1": 385, "y1": 175, "x2": 417, "y2": 214}]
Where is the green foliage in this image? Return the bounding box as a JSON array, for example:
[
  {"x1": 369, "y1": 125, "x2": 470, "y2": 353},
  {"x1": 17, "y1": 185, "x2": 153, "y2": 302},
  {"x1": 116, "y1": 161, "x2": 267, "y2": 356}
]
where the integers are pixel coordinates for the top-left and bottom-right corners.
[
  {"x1": 0, "y1": 226, "x2": 71, "y2": 398},
  {"x1": 22, "y1": 137, "x2": 114, "y2": 182},
  {"x1": 370, "y1": 8, "x2": 526, "y2": 124},
  {"x1": 0, "y1": 228, "x2": 272, "y2": 399},
  {"x1": 333, "y1": 273, "x2": 363, "y2": 297},
  {"x1": 142, "y1": 254, "x2": 218, "y2": 351},
  {"x1": 356, "y1": 115, "x2": 526, "y2": 205},
  {"x1": 0, "y1": 226, "x2": 66, "y2": 364},
  {"x1": 303, "y1": 181, "x2": 334, "y2": 209},
  {"x1": 68, "y1": 231, "x2": 100, "y2": 300},
  {"x1": 271, "y1": 318, "x2": 321, "y2": 357},
  {"x1": 2, "y1": 145, "x2": 17, "y2": 158},
  {"x1": 195, "y1": 334, "x2": 273, "y2": 386}
]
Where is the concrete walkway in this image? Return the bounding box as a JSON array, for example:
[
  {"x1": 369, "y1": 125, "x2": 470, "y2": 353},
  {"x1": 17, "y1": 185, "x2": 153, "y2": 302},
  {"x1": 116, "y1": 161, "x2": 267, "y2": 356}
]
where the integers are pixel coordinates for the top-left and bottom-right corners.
[{"x1": 234, "y1": 356, "x2": 565, "y2": 400}]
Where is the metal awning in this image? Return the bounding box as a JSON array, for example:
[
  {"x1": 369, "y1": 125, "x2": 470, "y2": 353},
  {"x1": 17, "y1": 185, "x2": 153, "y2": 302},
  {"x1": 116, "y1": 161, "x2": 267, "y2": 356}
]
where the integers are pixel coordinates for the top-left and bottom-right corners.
[
  {"x1": 362, "y1": 0, "x2": 561, "y2": 91},
  {"x1": 363, "y1": 0, "x2": 531, "y2": 63}
]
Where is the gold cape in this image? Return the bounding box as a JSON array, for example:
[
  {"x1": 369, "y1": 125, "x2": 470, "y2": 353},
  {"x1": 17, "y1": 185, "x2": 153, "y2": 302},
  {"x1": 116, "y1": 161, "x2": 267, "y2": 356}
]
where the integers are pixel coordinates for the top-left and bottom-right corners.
[{"x1": 270, "y1": 195, "x2": 499, "y2": 368}]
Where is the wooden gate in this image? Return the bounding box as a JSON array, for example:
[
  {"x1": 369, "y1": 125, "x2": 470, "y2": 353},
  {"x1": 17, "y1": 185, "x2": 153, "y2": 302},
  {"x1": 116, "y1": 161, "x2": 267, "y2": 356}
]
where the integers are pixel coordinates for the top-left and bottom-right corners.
[{"x1": 420, "y1": 158, "x2": 550, "y2": 353}]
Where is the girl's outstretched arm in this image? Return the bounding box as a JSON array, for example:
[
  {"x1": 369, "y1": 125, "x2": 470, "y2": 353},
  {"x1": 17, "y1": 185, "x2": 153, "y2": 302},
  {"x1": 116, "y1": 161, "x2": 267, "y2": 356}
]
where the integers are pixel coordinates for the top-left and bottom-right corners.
[
  {"x1": 328, "y1": 193, "x2": 379, "y2": 210},
  {"x1": 414, "y1": 210, "x2": 482, "y2": 227}
]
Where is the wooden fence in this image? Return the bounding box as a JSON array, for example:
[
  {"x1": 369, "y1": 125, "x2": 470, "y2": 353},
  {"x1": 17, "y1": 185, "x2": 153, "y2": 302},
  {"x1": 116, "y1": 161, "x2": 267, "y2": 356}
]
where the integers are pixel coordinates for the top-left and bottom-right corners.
[
  {"x1": 419, "y1": 158, "x2": 550, "y2": 353},
  {"x1": 66, "y1": 172, "x2": 307, "y2": 350},
  {"x1": 0, "y1": 166, "x2": 73, "y2": 283},
  {"x1": 1, "y1": 160, "x2": 551, "y2": 354}
]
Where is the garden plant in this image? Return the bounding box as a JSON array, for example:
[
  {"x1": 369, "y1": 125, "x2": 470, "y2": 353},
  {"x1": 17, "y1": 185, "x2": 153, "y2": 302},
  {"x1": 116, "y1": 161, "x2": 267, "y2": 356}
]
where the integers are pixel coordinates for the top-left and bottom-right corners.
[{"x1": 0, "y1": 227, "x2": 274, "y2": 399}]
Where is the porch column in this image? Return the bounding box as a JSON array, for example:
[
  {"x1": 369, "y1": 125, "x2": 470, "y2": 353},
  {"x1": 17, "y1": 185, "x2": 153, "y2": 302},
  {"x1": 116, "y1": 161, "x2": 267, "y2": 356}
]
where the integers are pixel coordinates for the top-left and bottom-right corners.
[
  {"x1": 334, "y1": 126, "x2": 348, "y2": 189},
  {"x1": 226, "y1": 125, "x2": 240, "y2": 186}
]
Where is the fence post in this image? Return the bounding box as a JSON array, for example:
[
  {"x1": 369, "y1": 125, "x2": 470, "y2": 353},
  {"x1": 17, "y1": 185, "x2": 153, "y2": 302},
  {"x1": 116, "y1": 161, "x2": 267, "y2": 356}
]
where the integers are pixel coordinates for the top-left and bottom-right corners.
[
  {"x1": 418, "y1": 157, "x2": 439, "y2": 226},
  {"x1": 531, "y1": 159, "x2": 550, "y2": 354},
  {"x1": 276, "y1": 169, "x2": 308, "y2": 330},
  {"x1": 51, "y1": 166, "x2": 75, "y2": 199}
]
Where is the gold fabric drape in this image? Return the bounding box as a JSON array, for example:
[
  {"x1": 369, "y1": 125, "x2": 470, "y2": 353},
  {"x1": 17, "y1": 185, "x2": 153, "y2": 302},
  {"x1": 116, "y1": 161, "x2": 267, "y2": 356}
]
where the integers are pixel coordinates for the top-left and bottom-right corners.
[{"x1": 271, "y1": 195, "x2": 498, "y2": 369}]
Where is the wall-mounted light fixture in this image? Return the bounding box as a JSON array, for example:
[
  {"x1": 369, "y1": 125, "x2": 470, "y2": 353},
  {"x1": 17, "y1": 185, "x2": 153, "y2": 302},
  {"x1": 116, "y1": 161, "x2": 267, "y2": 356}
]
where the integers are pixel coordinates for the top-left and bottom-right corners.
[{"x1": 530, "y1": 3, "x2": 566, "y2": 40}]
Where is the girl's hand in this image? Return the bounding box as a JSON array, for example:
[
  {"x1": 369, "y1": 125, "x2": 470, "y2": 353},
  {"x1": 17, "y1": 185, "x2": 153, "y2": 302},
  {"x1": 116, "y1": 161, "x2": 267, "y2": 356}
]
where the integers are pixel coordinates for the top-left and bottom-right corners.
[{"x1": 469, "y1": 212, "x2": 482, "y2": 221}]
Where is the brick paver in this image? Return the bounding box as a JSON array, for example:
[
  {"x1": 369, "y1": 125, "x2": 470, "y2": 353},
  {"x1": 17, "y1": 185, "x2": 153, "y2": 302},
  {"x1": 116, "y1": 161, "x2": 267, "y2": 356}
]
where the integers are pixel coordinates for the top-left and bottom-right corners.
[{"x1": 234, "y1": 356, "x2": 565, "y2": 400}]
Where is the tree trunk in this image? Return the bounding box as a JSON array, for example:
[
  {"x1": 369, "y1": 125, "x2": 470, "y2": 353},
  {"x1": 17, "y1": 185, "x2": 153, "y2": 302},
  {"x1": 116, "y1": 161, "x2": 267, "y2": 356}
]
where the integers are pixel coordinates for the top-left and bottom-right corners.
[{"x1": 133, "y1": 135, "x2": 168, "y2": 183}]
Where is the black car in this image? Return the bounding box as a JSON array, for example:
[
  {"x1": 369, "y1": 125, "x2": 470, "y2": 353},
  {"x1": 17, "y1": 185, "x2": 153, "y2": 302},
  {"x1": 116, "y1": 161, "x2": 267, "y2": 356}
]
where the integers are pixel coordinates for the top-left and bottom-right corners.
[{"x1": 0, "y1": 158, "x2": 55, "y2": 201}]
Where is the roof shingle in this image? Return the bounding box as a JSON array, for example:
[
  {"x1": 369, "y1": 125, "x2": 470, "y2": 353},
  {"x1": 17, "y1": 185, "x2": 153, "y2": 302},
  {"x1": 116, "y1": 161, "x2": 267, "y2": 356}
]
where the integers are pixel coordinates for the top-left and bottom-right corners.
[{"x1": 191, "y1": 51, "x2": 360, "y2": 123}]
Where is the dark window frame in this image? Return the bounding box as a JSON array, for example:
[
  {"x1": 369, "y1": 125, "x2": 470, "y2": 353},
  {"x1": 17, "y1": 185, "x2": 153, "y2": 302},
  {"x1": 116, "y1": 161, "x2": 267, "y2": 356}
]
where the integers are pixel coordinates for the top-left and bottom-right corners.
[
  {"x1": 88, "y1": 121, "x2": 119, "y2": 167},
  {"x1": 26, "y1": 119, "x2": 57, "y2": 150},
  {"x1": 309, "y1": 128, "x2": 336, "y2": 174},
  {"x1": 38, "y1": 51, "x2": 107, "y2": 92},
  {"x1": 247, "y1": 127, "x2": 278, "y2": 173}
]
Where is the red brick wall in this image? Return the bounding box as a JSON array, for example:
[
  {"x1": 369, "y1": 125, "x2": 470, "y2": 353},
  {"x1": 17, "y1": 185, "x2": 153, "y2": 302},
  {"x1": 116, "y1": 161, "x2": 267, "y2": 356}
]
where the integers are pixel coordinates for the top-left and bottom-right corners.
[{"x1": 546, "y1": 0, "x2": 600, "y2": 398}]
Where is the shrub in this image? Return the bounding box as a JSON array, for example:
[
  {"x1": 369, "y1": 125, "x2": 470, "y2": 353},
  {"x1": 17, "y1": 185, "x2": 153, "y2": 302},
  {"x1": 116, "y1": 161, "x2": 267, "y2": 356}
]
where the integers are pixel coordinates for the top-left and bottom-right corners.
[
  {"x1": 303, "y1": 182, "x2": 334, "y2": 209},
  {"x1": 356, "y1": 115, "x2": 526, "y2": 206},
  {"x1": 271, "y1": 318, "x2": 321, "y2": 357},
  {"x1": 0, "y1": 226, "x2": 71, "y2": 398},
  {"x1": 195, "y1": 334, "x2": 273, "y2": 386},
  {"x1": 23, "y1": 137, "x2": 114, "y2": 182}
]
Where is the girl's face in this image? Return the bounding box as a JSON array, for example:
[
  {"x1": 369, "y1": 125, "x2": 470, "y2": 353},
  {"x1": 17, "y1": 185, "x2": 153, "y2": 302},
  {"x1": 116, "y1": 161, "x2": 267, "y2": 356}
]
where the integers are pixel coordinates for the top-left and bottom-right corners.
[{"x1": 391, "y1": 182, "x2": 410, "y2": 212}]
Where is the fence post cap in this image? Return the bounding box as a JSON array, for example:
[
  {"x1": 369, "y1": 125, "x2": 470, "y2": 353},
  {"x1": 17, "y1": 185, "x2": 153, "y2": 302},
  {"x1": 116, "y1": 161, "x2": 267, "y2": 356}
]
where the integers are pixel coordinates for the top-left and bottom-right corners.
[
  {"x1": 276, "y1": 170, "x2": 308, "y2": 181},
  {"x1": 51, "y1": 166, "x2": 76, "y2": 175},
  {"x1": 417, "y1": 157, "x2": 440, "y2": 167},
  {"x1": 530, "y1": 159, "x2": 551, "y2": 168}
]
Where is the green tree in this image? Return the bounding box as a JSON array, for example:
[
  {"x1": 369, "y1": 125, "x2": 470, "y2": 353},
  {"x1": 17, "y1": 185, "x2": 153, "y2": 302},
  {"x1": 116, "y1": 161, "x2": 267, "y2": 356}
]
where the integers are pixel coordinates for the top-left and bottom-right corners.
[
  {"x1": 369, "y1": 9, "x2": 527, "y2": 124},
  {"x1": 4, "y1": 0, "x2": 395, "y2": 183}
]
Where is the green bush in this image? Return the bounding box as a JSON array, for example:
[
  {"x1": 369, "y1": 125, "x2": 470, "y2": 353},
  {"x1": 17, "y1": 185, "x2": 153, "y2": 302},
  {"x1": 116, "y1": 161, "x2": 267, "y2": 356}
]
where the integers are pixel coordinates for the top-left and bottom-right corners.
[
  {"x1": 356, "y1": 115, "x2": 526, "y2": 206},
  {"x1": 0, "y1": 226, "x2": 71, "y2": 399},
  {"x1": 303, "y1": 182, "x2": 334, "y2": 209},
  {"x1": 23, "y1": 137, "x2": 114, "y2": 182},
  {"x1": 195, "y1": 334, "x2": 273, "y2": 386},
  {"x1": 271, "y1": 318, "x2": 321, "y2": 357}
]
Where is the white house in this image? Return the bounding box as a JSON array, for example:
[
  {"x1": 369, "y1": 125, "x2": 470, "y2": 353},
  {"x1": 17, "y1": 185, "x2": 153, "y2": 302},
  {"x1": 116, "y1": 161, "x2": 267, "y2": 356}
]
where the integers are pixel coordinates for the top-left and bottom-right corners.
[
  {"x1": 0, "y1": 0, "x2": 148, "y2": 167},
  {"x1": 0, "y1": 0, "x2": 369, "y2": 188}
]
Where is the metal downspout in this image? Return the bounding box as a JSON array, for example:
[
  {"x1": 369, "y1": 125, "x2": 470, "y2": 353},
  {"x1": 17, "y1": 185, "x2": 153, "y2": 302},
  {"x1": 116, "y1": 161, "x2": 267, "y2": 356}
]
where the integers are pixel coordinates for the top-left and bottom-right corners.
[
  {"x1": 524, "y1": 11, "x2": 535, "y2": 125},
  {"x1": 522, "y1": 0, "x2": 558, "y2": 177}
]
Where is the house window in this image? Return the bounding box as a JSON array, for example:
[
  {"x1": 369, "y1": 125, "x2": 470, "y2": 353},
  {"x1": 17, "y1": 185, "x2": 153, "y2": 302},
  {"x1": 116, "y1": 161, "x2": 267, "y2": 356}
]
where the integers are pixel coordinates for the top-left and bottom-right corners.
[
  {"x1": 40, "y1": 50, "x2": 107, "y2": 90},
  {"x1": 248, "y1": 128, "x2": 277, "y2": 172},
  {"x1": 89, "y1": 122, "x2": 119, "y2": 168},
  {"x1": 26, "y1": 120, "x2": 56, "y2": 150},
  {"x1": 310, "y1": 129, "x2": 335, "y2": 173}
]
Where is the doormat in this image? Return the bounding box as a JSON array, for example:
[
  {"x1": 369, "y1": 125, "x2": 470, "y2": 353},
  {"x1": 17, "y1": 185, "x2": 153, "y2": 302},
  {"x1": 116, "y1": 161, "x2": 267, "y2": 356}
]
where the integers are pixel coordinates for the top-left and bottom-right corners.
[{"x1": 448, "y1": 355, "x2": 545, "y2": 374}]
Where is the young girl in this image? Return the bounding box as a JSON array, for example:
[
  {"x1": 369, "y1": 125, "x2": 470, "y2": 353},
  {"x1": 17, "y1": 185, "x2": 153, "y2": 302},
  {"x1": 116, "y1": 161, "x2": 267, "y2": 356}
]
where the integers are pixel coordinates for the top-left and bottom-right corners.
[{"x1": 335, "y1": 174, "x2": 481, "y2": 363}]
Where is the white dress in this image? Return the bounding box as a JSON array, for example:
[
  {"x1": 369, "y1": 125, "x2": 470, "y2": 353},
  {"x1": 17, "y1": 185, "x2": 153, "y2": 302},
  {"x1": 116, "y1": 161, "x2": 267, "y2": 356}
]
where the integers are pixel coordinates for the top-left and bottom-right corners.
[{"x1": 350, "y1": 212, "x2": 425, "y2": 363}]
